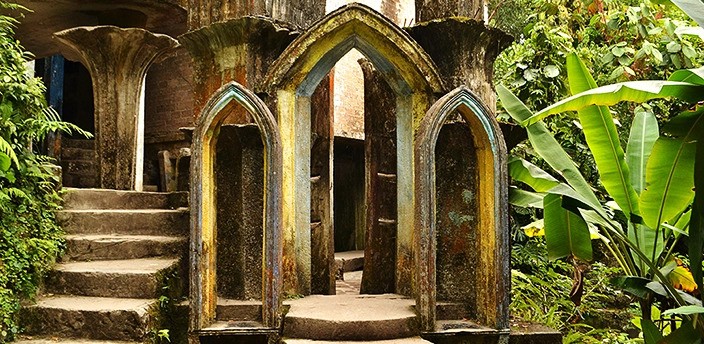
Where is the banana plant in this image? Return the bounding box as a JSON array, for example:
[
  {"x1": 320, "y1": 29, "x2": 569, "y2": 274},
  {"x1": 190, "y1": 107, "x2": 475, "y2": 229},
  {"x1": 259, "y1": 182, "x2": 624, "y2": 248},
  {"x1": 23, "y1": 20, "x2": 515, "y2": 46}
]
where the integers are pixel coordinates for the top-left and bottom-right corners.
[{"x1": 499, "y1": 52, "x2": 704, "y2": 341}]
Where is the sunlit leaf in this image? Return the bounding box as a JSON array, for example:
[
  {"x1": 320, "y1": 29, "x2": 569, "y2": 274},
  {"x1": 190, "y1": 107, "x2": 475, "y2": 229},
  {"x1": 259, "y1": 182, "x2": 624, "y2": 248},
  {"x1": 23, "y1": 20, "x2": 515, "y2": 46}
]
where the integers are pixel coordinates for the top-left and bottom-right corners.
[
  {"x1": 640, "y1": 108, "x2": 702, "y2": 229},
  {"x1": 522, "y1": 218, "x2": 545, "y2": 237},
  {"x1": 669, "y1": 263, "x2": 698, "y2": 293},
  {"x1": 566, "y1": 53, "x2": 641, "y2": 219},
  {"x1": 544, "y1": 193, "x2": 593, "y2": 261},
  {"x1": 626, "y1": 109, "x2": 659, "y2": 194}
]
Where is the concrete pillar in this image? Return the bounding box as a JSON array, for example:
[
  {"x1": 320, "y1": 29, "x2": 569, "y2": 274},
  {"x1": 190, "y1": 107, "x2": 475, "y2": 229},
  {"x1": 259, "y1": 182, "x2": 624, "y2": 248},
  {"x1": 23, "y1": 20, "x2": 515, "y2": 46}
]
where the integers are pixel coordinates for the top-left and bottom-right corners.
[
  {"x1": 415, "y1": 0, "x2": 485, "y2": 22},
  {"x1": 54, "y1": 26, "x2": 178, "y2": 190},
  {"x1": 407, "y1": 19, "x2": 512, "y2": 112},
  {"x1": 178, "y1": 18, "x2": 297, "y2": 121},
  {"x1": 359, "y1": 60, "x2": 398, "y2": 295},
  {"x1": 310, "y1": 75, "x2": 335, "y2": 295}
]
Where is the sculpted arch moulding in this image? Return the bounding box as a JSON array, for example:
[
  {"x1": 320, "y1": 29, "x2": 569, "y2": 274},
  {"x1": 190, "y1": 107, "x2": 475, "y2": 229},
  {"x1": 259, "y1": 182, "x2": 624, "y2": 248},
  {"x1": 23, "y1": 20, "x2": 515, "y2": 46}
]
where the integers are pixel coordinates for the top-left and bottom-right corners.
[
  {"x1": 262, "y1": 2, "x2": 444, "y2": 297},
  {"x1": 415, "y1": 86, "x2": 509, "y2": 332},
  {"x1": 189, "y1": 81, "x2": 283, "y2": 331}
]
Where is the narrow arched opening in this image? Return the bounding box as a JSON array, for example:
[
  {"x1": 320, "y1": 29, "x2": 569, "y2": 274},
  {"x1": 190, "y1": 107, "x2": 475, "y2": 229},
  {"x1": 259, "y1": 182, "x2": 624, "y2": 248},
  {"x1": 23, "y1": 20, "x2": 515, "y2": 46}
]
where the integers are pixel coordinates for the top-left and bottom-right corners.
[
  {"x1": 190, "y1": 82, "x2": 282, "y2": 332},
  {"x1": 415, "y1": 87, "x2": 509, "y2": 332},
  {"x1": 264, "y1": 4, "x2": 443, "y2": 300}
]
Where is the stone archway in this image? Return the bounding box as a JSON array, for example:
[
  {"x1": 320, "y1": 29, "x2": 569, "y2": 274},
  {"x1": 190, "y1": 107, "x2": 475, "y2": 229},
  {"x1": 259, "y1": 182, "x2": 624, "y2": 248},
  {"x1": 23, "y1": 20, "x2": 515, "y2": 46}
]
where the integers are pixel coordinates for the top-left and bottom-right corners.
[
  {"x1": 189, "y1": 81, "x2": 283, "y2": 331},
  {"x1": 414, "y1": 86, "x2": 509, "y2": 332},
  {"x1": 263, "y1": 3, "x2": 444, "y2": 297}
]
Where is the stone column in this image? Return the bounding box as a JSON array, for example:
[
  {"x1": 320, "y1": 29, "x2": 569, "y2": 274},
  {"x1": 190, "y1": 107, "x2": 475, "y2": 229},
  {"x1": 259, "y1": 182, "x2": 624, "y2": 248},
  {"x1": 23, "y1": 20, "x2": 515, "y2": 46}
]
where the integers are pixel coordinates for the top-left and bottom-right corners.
[
  {"x1": 415, "y1": 0, "x2": 486, "y2": 22},
  {"x1": 178, "y1": 18, "x2": 297, "y2": 120},
  {"x1": 54, "y1": 26, "x2": 178, "y2": 190},
  {"x1": 407, "y1": 19, "x2": 512, "y2": 112},
  {"x1": 359, "y1": 60, "x2": 398, "y2": 295}
]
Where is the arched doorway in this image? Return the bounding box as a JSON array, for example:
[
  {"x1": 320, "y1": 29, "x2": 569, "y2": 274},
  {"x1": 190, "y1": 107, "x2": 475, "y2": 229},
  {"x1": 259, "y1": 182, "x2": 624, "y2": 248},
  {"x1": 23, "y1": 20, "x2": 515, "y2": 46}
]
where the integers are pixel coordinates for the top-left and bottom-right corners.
[
  {"x1": 415, "y1": 86, "x2": 509, "y2": 332},
  {"x1": 189, "y1": 81, "x2": 283, "y2": 331},
  {"x1": 263, "y1": 3, "x2": 444, "y2": 297}
]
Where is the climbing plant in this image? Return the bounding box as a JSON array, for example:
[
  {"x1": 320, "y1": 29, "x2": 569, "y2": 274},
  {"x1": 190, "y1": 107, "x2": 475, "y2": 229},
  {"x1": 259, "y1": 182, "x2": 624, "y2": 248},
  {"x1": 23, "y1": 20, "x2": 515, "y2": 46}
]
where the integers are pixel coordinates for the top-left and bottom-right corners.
[{"x1": 0, "y1": 2, "x2": 89, "y2": 341}]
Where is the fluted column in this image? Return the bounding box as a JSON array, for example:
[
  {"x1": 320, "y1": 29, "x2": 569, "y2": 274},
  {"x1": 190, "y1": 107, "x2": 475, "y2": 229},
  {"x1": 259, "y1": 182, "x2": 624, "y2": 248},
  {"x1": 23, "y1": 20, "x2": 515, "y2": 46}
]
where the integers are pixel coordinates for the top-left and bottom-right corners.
[
  {"x1": 415, "y1": 0, "x2": 486, "y2": 22},
  {"x1": 407, "y1": 19, "x2": 512, "y2": 112},
  {"x1": 54, "y1": 26, "x2": 178, "y2": 190}
]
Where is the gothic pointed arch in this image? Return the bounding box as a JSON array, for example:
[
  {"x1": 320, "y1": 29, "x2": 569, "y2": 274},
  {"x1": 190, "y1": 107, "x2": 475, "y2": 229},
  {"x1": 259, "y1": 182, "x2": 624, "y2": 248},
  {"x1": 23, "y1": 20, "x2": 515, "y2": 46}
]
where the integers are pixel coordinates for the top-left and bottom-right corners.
[
  {"x1": 263, "y1": 2, "x2": 444, "y2": 95},
  {"x1": 190, "y1": 81, "x2": 283, "y2": 331},
  {"x1": 260, "y1": 3, "x2": 445, "y2": 297},
  {"x1": 414, "y1": 86, "x2": 509, "y2": 331}
]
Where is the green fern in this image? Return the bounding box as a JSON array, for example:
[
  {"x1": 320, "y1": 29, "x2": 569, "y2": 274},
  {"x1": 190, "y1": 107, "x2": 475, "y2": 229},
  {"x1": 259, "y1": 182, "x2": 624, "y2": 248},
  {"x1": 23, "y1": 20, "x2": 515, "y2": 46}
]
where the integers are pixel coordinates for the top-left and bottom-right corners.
[{"x1": 0, "y1": 136, "x2": 18, "y2": 167}]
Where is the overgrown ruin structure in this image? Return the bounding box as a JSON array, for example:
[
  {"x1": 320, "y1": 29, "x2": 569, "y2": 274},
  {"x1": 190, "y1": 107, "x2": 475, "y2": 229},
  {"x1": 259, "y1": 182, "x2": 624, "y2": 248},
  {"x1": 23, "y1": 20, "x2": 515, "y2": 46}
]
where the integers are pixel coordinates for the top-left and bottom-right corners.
[{"x1": 13, "y1": 0, "x2": 560, "y2": 343}]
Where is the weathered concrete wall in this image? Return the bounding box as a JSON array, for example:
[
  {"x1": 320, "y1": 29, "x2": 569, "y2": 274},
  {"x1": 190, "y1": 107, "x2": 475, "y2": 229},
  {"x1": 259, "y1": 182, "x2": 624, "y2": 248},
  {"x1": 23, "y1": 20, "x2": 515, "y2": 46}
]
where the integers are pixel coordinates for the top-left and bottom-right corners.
[
  {"x1": 415, "y1": 0, "x2": 484, "y2": 22},
  {"x1": 435, "y1": 121, "x2": 479, "y2": 320},
  {"x1": 187, "y1": 0, "x2": 269, "y2": 30},
  {"x1": 331, "y1": 50, "x2": 365, "y2": 140},
  {"x1": 407, "y1": 18, "x2": 512, "y2": 112},
  {"x1": 359, "y1": 60, "x2": 397, "y2": 295},
  {"x1": 215, "y1": 125, "x2": 264, "y2": 301},
  {"x1": 187, "y1": 0, "x2": 327, "y2": 30},
  {"x1": 143, "y1": 46, "x2": 195, "y2": 186},
  {"x1": 145, "y1": 46, "x2": 194, "y2": 144},
  {"x1": 179, "y1": 17, "x2": 298, "y2": 121},
  {"x1": 272, "y1": 0, "x2": 327, "y2": 28}
]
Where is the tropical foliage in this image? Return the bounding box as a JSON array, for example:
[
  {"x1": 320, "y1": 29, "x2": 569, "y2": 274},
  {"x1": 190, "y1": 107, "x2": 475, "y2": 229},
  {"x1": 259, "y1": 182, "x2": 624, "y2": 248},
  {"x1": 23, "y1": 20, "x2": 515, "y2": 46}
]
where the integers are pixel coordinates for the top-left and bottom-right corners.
[
  {"x1": 501, "y1": 28, "x2": 704, "y2": 344},
  {"x1": 492, "y1": 0, "x2": 704, "y2": 341},
  {"x1": 0, "y1": 2, "x2": 89, "y2": 341}
]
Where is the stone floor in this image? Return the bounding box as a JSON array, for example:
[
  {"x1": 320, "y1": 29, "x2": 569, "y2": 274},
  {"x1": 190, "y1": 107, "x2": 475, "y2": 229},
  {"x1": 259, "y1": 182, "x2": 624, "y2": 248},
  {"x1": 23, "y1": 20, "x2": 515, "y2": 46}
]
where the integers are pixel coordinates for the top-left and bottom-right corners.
[{"x1": 334, "y1": 250, "x2": 364, "y2": 295}]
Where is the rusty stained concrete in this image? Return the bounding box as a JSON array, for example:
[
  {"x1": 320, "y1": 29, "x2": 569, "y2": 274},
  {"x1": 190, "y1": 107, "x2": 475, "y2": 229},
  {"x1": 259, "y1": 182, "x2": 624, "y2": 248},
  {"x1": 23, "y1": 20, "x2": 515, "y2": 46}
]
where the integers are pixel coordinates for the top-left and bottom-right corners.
[
  {"x1": 187, "y1": 0, "x2": 326, "y2": 31},
  {"x1": 407, "y1": 18, "x2": 513, "y2": 112},
  {"x1": 414, "y1": 86, "x2": 509, "y2": 332},
  {"x1": 415, "y1": 0, "x2": 487, "y2": 22},
  {"x1": 359, "y1": 59, "x2": 398, "y2": 296},
  {"x1": 53, "y1": 26, "x2": 178, "y2": 190},
  {"x1": 178, "y1": 1, "x2": 515, "y2": 340},
  {"x1": 188, "y1": 82, "x2": 282, "y2": 331},
  {"x1": 12, "y1": 0, "x2": 186, "y2": 59},
  {"x1": 215, "y1": 125, "x2": 264, "y2": 301},
  {"x1": 264, "y1": 3, "x2": 443, "y2": 298},
  {"x1": 178, "y1": 17, "x2": 298, "y2": 121}
]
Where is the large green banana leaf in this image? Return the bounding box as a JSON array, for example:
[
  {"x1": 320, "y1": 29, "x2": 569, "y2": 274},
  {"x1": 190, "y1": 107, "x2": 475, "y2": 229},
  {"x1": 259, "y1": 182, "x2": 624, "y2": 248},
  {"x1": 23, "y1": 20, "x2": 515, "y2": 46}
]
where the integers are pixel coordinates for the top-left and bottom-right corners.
[
  {"x1": 566, "y1": 54, "x2": 641, "y2": 219},
  {"x1": 626, "y1": 109, "x2": 659, "y2": 195},
  {"x1": 640, "y1": 109, "x2": 703, "y2": 230},
  {"x1": 521, "y1": 81, "x2": 704, "y2": 125},
  {"x1": 497, "y1": 85, "x2": 602, "y2": 210},
  {"x1": 544, "y1": 193, "x2": 593, "y2": 261}
]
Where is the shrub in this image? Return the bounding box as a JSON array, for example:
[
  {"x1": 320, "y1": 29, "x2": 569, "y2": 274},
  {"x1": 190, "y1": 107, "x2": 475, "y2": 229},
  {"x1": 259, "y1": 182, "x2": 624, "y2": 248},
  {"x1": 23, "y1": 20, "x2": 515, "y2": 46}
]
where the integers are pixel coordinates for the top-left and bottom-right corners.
[{"x1": 0, "y1": 2, "x2": 88, "y2": 341}]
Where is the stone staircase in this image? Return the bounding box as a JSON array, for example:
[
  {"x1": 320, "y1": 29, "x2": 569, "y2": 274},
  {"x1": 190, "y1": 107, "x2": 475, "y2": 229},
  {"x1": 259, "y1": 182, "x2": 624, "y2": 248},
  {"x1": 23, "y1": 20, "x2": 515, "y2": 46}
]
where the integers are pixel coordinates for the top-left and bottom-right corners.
[
  {"x1": 60, "y1": 139, "x2": 98, "y2": 188},
  {"x1": 18, "y1": 188, "x2": 188, "y2": 344},
  {"x1": 282, "y1": 294, "x2": 431, "y2": 344}
]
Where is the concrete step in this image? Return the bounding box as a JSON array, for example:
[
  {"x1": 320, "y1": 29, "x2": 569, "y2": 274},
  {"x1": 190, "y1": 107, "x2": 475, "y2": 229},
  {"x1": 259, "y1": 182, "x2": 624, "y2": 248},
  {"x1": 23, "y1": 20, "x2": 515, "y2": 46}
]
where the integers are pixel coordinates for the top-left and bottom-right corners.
[
  {"x1": 15, "y1": 338, "x2": 137, "y2": 344},
  {"x1": 334, "y1": 250, "x2": 364, "y2": 274},
  {"x1": 58, "y1": 208, "x2": 189, "y2": 236},
  {"x1": 46, "y1": 258, "x2": 179, "y2": 298},
  {"x1": 283, "y1": 338, "x2": 431, "y2": 344},
  {"x1": 216, "y1": 298, "x2": 261, "y2": 321},
  {"x1": 61, "y1": 147, "x2": 96, "y2": 161},
  {"x1": 64, "y1": 234, "x2": 186, "y2": 261},
  {"x1": 62, "y1": 188, "x2": 188, "y2": 210},
  {"x1": 283, "y1": 294, "x2": 418, "y2": 341},
  {"x1": 20, "y1": 295, "x2": 153, "y2": 341}
]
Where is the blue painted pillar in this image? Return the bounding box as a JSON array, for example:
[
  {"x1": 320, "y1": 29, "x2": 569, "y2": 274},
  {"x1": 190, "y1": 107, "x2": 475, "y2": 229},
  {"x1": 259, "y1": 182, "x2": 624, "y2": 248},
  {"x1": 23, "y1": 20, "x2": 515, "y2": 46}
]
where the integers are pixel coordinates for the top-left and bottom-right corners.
[{"x1": 43, "y1": 54, "x2": 64, "y2": 159}]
